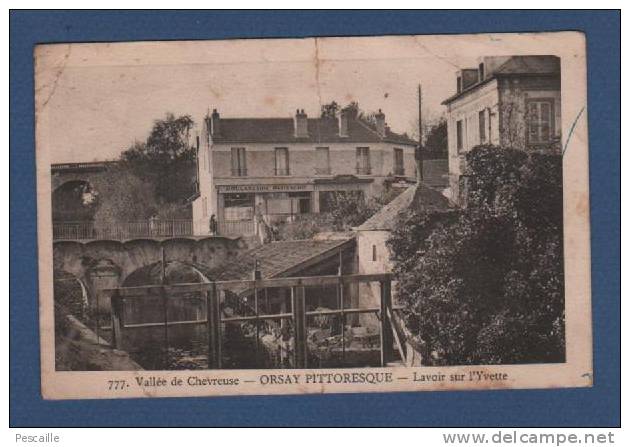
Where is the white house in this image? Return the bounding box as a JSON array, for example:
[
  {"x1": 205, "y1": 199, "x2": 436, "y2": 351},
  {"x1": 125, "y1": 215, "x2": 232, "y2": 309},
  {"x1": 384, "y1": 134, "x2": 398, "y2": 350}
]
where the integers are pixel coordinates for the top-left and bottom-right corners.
[
  {"x1": 192, "y1": 106, "x2": 418, "y2": 237},
  {"x1": 441, "y1": 55, "x2": 562, "y2": 203}
]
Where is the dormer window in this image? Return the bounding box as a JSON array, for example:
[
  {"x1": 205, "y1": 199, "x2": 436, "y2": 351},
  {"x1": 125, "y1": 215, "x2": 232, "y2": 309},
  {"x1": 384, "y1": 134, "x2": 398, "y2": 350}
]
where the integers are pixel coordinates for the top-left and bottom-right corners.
[
  {"x1": 478, "y1": 63, "x2": 485, "y2": 81},
  {"x1": 457, "y1": 76, "x2": 462, "y2": 93}
]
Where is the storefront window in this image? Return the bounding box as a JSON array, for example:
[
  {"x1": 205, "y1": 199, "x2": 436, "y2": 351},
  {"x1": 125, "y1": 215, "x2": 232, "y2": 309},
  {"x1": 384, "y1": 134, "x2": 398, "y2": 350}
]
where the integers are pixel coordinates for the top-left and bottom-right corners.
[{"x1": 223, "y1": 193, "x2": 254, "y2": 221}]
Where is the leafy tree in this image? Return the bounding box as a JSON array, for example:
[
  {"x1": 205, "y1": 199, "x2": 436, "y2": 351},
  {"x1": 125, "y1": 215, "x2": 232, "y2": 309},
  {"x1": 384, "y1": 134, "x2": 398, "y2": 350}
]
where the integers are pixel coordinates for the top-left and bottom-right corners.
[
  {"x1": 325, "y1": 188, "x2": 401, "y2": 231},
  {"x1": 120, "y1": 113, "x2": 197, "y2": 204},
  {"x1": 320, "y1": 101, "x2": 340, "y2": 119},
  {"x1": 423, "y1": 117, "x2": 448, "y2": 158},
  {"x1": 388, "y1": 145, "x2": 564, "y2": 365},
  {"x1": 92, "y1": 165, "x2": 158, "y2": 223}
]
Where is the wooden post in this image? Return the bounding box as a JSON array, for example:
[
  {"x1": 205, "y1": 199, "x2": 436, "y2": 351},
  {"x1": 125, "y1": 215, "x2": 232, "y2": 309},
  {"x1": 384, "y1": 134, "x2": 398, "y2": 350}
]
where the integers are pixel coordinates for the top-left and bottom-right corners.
[
  {"x1": 206, "y1": 283, "x2": 222, "y2": 369},
  {"x1": 417, "y1": 83, "x2": 424, "y2": 181},
  {"x1": 110, "y1": 290, "x2": 124, "y2": 350},
  {"x1": 292, "y1": 285, "x2": 307, "y2": 368},
  {"x1": 338, "y1": 252, "x2": 345, "y2": 364},
  {"x1": 253, "y1": 261, "x2": 261, "y2": 366},
  {"x1": 380, "y1": 279, "x2": 394, "y2": 366}
]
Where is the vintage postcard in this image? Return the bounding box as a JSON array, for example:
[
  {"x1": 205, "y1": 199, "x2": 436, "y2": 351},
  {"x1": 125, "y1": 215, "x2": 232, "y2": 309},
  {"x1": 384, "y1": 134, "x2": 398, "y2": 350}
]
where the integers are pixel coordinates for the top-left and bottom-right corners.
[{"x1": 35, "y1": 31, "x2": 591, "y2": 399}]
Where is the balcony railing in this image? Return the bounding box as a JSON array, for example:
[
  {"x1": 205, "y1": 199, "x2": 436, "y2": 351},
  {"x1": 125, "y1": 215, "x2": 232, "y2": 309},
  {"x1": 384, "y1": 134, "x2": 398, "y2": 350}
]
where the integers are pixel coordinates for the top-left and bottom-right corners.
[
  {"x1": 393, "y1": 166, "x2": 405, "y2": 176},
  {"x1": 356, "y1": 166, "x2": 372, "y2": 175},
  {"x1": 53, "y1": 220, "x2": 194, "y2": 241}
]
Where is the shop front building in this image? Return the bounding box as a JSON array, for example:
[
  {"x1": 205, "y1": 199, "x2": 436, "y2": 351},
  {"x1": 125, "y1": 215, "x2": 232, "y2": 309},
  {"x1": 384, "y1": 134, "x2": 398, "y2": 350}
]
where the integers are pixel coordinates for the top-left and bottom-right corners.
[{"x1": 192, "y1": 106, "x2": 417, "y2": 237}]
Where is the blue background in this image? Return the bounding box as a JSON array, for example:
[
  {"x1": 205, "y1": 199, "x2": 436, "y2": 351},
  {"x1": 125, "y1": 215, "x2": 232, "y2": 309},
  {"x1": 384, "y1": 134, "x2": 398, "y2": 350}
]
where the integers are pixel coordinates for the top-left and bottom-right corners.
[{"x1": 10, "y1": 10, "x2": 620, "y2": 427}]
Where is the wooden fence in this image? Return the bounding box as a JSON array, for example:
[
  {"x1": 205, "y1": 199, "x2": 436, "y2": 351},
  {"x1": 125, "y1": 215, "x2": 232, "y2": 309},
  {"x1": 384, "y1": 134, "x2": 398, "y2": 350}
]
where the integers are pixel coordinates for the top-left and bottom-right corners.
[{"x1": 104, "y1": 273, "x2": 398, "y2": 369}]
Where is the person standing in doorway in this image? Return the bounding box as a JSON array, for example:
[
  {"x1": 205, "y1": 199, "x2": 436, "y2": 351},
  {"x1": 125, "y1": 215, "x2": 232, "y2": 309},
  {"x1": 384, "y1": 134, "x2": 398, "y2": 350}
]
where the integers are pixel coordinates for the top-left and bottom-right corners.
[{"x1": 209, "y1": 214, "x2": 218, "y2": 236}]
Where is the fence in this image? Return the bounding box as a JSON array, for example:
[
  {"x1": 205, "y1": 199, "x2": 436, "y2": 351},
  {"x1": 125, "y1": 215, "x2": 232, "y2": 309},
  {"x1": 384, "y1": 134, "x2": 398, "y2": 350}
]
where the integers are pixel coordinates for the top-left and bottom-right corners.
[
  {"x1": 217, "y1": 220, "x2": 256, "y2": 237},
  {"x1": 53, "y1": 220, "x2": 194, "y2": 240},
  {"x1": 104, "y1": 273, "x2": 401, "y2": 369}
]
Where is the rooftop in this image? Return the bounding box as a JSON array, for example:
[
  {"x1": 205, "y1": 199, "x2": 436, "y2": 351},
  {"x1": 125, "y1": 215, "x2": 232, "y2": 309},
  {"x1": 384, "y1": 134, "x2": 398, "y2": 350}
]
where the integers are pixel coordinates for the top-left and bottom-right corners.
[
  {"x1": 210, "y1": 116, "x2": 416, "y2": 146},
  {"x1": 206, "y1": 238, "x2": 355, "y2": 293},
  {"x1": 442, "y1": 55, "x2": 561, "y2": 105},
  {"x1": 356, "y1": 183, "x2": 453, "y2": 231}
]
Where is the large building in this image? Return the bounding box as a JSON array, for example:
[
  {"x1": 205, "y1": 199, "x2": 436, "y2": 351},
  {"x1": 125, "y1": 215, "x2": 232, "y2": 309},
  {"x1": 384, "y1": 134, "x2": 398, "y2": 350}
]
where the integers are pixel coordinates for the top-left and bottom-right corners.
[
  {"x1": 192, "y1": 106, "x2": 418, "y2": 236},
  {"x1": 441, "y1": 55, "x2": 562, "y2": 202}
]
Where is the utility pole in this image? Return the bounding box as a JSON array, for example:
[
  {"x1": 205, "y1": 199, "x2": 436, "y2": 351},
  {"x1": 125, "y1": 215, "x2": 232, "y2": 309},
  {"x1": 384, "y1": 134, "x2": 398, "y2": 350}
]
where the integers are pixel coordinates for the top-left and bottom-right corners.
[{"x1": 417, "y1": 84, "x2": 424, "y2": 182}]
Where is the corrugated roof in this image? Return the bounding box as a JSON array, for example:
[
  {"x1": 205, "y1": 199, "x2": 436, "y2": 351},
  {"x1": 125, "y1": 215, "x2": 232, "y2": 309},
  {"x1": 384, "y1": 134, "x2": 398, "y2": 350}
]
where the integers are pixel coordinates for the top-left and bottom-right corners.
[
  {"x1": 357, "y1": 183, "x2": 453, "y2": 231},
  {"x1": 442, "y1": 55, "x2": 560, "y2": 105},
  {"x1": 207, "y1": 238, "x2": 354, "y2": 285},
  {"x1": 212, "y1": 116, "x2": 416, "y2": 146}
]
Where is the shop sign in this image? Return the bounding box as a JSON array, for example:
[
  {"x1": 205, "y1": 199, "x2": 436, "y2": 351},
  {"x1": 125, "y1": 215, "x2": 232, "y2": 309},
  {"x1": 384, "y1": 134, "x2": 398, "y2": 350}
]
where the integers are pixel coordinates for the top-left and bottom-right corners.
[{"x1": 218, "y1": 184, "x2": 311, "y2": 193}]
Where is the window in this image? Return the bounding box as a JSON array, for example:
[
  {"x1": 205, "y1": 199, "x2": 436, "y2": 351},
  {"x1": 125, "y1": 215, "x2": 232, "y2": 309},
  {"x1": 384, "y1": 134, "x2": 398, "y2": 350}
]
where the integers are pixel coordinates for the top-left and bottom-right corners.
[
  {"x1": 457, "y1": 76, "x2": 462, "y2": 93},
  {"x1": 456, "y1": 120, "x2": 464, "y2": 152},
  {"x1": 224, "y1": 193, "x2": 254, "y2": 221},
  {"x1": 478, "y1": 110, "x2": 486, "y2": 144},
  {"x1": 231, "y1": 147, "x2": 247, "y2": 176},
  {"x1": 478, "y1": 63, "x2": 485, "y2": 81},
  {"x1": 393, "y1": 148, "x2": 404, "y2": 175},
  {"x1": 356, "y1": 147, "x2": 371, "y2": 175},
  {"x1": 372, "y1": 245, "x2": 377, "y2": 262},
  {"x1": 527, "y1": 99, "x2": 555, "y2": 144},
  {"x1": 315, "y1": 147, "x2": 330, "y2": 175},
  {"x1": 275, "y1": 147, "x2": 290, "y2": 176}
]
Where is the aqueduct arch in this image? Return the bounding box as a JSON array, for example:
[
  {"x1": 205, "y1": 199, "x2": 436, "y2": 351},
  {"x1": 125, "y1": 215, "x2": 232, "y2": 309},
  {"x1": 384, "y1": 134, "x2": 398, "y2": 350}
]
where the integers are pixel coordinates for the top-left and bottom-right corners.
[{"x1": 52, "y1": 236, "x2": 244, "y2": 313}]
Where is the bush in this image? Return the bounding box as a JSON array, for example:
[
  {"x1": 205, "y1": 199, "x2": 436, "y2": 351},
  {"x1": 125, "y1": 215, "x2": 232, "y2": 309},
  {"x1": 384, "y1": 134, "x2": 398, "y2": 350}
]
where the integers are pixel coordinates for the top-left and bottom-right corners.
[{"x1": 388, "y1": 145, "x2": 564, "y2": 365}]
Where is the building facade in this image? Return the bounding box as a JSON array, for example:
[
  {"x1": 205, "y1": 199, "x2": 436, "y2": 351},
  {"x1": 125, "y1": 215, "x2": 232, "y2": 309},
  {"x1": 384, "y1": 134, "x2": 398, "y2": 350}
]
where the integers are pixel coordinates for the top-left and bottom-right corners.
[
  {"x1": 441, "y1": 55, "x2": 562, "y2": 202},
  {"x1": 192, "y1": 107, "x2": 418, "y2": 236}
]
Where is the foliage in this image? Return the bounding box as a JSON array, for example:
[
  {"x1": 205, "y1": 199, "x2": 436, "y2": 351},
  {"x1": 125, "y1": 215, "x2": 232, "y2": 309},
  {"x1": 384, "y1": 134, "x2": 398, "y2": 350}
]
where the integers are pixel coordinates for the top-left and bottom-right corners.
[
  {"x1": 92, "y1": 165, "x2": 158, "y2": 222},
  {"x1": 273, "y1": 214, "x2": 334, "y2": 241},
  {"x1": 388, "y1": 145, "x2": 564, "y2": 365},
  {"x1": 423, "y1": 117, "x2": 448, "y2": 158},
  {"x1": 272, "y1": 188, "x2": 402, "y2": 241},
  {"x1": 120, "y1": 113, "x2": 197, "y2": 204},
  {"x1": 320, "y1": 101, "x2": 340, "y2": 119},
  {"x1": 327, "y1": 188, "x2": 401, "y2": 231}
]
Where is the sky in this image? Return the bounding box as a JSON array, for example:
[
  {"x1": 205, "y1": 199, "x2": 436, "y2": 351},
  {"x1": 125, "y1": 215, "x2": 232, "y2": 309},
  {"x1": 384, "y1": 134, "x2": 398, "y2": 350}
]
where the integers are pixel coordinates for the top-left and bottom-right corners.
[{"x1": 34, "y1": 33, "x2": 571, "y2": 163}]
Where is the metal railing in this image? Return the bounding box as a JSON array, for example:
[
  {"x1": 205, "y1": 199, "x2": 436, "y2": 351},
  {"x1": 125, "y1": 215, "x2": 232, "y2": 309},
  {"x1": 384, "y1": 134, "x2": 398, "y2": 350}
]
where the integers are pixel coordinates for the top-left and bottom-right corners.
[
  {"x1": 104, "y1": 273, "x2": 397, "y2": 369},
  {"x1": 217, "y1": 220, "x2": 255, "y2": 237},
  {"x1": 53, "y1": 220, "x2": 194, "y2": 240}
]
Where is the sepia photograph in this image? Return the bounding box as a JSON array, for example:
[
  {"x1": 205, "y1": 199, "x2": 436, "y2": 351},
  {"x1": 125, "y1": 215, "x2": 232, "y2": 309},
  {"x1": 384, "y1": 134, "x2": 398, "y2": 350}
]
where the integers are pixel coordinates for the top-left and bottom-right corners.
[{"x1": 34, "y1": 31, "x2": 592, "y2": 399}]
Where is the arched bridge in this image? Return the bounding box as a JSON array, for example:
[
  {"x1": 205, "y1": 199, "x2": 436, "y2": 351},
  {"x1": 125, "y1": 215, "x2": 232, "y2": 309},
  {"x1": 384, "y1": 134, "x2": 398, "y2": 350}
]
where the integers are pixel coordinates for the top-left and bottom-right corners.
[{"x1": 53, "y1": 236, "x2": 246, "y2": 313}]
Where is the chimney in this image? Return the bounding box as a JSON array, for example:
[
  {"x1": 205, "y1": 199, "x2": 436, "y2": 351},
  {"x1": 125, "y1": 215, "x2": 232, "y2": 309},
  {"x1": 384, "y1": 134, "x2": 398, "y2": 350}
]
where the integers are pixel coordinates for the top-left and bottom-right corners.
[
  {"x1": 210, "y1": 109, "x2": 220, "y2": 136},
  {"x1": 294, "y1": 109, "x2": 308, "y2": 138},
  {"x1": 339, "y1": 108, "x2": 349, "y2": 137},
  {"x1": 460, "y1": 68, "x2": 480, "y2": 90},
  {"x1": 375, "y1": 109, "x2": 386, "y2": 137}
]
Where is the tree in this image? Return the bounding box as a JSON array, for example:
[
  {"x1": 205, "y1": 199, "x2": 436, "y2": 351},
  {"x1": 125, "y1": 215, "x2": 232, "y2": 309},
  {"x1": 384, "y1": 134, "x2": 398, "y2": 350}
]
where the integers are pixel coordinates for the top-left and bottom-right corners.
[
  {"x1": 388, "y1": 145, "x2": 564, "y2": 365},
  {"x1": 120, "y1": 113, "x2": 197, "y2": 204},
  {"x1": 320, "y1": 101, "x2": 340, "y2": 119},
  {"x1": 423, "y1": 117, "x2": 448, "y2": 158},
  {"x1": 409, "y1": 113, "x2": 448, "y2": 158},
  {"x1": 92, "y1": 165, "x2": 158, "y2": 223}
]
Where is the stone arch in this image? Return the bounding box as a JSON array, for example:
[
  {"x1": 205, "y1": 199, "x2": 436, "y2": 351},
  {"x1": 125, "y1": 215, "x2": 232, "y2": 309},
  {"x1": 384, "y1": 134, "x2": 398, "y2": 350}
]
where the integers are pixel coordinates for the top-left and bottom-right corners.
[{"x1": 118, "y1": 260, "x2": 211, "y2": 369}]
